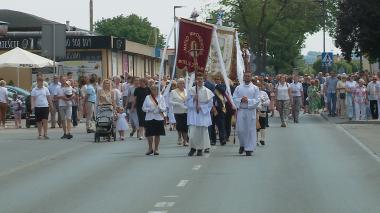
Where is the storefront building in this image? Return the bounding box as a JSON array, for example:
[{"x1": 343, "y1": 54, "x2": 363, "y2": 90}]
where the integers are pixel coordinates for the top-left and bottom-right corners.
[{"x1": 0, "y1": 10, "x2": 167, "y2": 89}]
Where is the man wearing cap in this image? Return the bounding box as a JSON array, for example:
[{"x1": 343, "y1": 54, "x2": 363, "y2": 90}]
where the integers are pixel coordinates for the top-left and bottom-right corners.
[{"x1": 54, "y1": 76, "x2": 74, "y2": 139}]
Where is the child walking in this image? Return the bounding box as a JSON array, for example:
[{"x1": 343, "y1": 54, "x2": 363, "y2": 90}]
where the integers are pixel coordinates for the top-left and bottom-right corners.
[
  {"x1": 11, "y1": 94, "x2": 23, "y2": 128},
  {"x1": 116, "y1": 107, "x2": 128, "y2": 141}
]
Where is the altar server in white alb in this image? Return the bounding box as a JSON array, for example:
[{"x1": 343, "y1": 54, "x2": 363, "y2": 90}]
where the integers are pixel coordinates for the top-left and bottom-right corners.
[
  {"x1": 186, "y1": 74, "x2": 214, "y2": 157},
  {"x1": 233, "y1": 72, "x2": 260, "y2": 156}
]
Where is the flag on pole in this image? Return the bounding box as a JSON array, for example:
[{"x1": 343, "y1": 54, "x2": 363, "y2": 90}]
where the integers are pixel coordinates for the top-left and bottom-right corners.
[{"x1": 176, "y1": 19, "x2": 213, "y2": 76}]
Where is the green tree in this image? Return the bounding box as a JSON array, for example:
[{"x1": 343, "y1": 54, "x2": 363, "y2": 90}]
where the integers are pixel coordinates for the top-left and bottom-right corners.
[
  {"x1": 95, "y1": 14, "x2": 165, "y2": 47},
  {"x1": 210, "y1": 0, "x2": 335, "y2": 74},
  {"x1": 334, "y1": 0, "x2": 380, "y2": 62}
]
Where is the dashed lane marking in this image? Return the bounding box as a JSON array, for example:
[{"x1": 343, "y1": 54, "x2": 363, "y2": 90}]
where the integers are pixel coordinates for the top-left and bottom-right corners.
[
  {"x1": 154, "y1": 202, "x2": 175, "y2": 208},
  {"x1": 192, "y1": 165, "x2": 202, "y2": 170},
  {"x1": 176, "y1": 179, "x2": 189, "y2": 187},
  {"x1": 163, "y1": 195, "x2": 178, "y2": 198}
]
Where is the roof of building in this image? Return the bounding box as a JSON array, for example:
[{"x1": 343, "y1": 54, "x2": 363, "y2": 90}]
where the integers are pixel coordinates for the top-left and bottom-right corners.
[{"x1": 0, "y1": 9, "x2": 61, "y2": 31}]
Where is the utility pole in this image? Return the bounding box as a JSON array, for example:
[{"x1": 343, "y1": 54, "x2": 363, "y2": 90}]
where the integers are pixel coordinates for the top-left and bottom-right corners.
[{"x1": 90, "y1": 0, "x2": 94, "y2": 32}]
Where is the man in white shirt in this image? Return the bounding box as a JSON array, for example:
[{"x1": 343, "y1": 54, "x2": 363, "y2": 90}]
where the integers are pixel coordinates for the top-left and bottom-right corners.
[
  {"x1": 55, "y1": 76, "x2": 74, "y2": 139},
  {"x1": 186, "y1": 73, "x2": 214, "y2": 156},
  {"x1": 48, "y1": 75, "x2": 61, "y2": 128},
  {"x1": 290, "y1": 75, "x2": 304, "y2": 123},
  {"x1": 233, "y1": 72, "x2": 260, "y2": 156}
]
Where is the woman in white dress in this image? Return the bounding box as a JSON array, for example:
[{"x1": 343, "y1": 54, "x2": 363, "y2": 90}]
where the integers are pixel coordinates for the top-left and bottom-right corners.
[
  {"x1": 142, "y1": 85, "x2": 166, "y2": 156},
  {"x1": 115, "y1": 106, "x2": 129, "y2": 140}
]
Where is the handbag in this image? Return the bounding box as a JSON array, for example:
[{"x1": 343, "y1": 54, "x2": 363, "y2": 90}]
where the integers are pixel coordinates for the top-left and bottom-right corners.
[{"x1": 339, "y1": 93, "x2": 346, "y2": 99}]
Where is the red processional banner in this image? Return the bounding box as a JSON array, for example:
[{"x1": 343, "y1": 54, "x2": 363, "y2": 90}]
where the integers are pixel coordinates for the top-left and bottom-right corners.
[{"x1": 176, "y1": 19, "x2": 214, "y2": 75}]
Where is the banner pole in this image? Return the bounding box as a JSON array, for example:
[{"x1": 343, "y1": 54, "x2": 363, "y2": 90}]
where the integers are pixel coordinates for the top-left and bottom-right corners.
[{"x1": 158, "y1": 22, "x2": 175, "y2": 93}]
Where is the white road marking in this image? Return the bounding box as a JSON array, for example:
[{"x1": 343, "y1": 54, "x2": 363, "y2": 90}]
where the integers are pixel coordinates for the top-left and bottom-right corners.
[
  {"x1": 148, "y1": 211, "x2": 167, "y2": 213},
  {"x1": 154, "y1": 202, "x2": 175, "y2": 208},
  {"x1": 176, "y1": 179, "x2": 189, "y2": 187},
  {"x1": 337, "y1": 124, "x2": 380, "y2": 163},
  {"x1": 192, "y1": 165, "x2": 202, "y2": 170},
  {"x1": 163, "y1": 195, "x2": 178, "y2": 198}
]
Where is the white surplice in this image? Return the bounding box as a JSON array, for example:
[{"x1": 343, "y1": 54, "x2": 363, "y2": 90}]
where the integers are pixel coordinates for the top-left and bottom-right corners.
[
  {"x1": 186, "y1": 85, "x2": 214, "y2": 150},
  {"x1": 233, "y1": 82, "x2": 260, "y2": 151}
]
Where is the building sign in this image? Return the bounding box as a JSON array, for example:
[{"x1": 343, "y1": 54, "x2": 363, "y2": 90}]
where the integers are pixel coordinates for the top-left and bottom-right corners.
[
  {"x1": 57, "y1": 51, "x2": 102, "y2": 61},
  {"x1": 0, "y1": 36, "x2": 112, "y2": 50},
  {"x1": 113, "y1": 38, "x2": 125, "y2": 50},
  {"x1": 0, "y1": 37, "x2": 40, "y2": 50},
  {"x1": 66, "y1": 36, "x2": 111, "y2": 49}
]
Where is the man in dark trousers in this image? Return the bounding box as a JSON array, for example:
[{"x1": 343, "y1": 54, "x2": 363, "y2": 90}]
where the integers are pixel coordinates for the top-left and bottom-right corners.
[{"x1": 209, "y1": 74, "x2": 227, "y2": 146}]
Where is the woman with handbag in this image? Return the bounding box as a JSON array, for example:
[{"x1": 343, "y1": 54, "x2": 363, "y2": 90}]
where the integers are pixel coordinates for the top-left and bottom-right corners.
[{"x1": 142, "y1": 85, "x2": 166, "y2": 155}]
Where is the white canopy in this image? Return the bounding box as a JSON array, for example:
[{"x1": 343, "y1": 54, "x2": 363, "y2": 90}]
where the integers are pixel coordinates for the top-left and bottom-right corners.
[{"x1": 0, "y1": 47, "x2": 54, "y2": 86}]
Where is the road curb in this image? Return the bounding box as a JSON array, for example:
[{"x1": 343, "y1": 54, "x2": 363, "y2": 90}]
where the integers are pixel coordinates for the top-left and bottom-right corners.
[{"x1": 320, "y1": 113, "x2": 380, "y2": 125}]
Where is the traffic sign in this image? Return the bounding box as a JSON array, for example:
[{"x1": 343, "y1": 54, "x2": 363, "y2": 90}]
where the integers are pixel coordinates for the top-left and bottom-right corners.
[{"x1": 322, "y1": 52, "x2": 333, "y2": 67}]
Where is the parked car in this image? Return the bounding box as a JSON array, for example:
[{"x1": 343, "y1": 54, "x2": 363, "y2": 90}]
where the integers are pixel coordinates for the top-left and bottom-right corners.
[{"x1": 6, "y1": 85, "x2": 30, "y2": 98}]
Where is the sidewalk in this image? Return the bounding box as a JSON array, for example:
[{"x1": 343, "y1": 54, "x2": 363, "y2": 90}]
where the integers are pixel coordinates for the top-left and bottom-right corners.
[
  {"x1": 320, "y1": 112, "x2": 380, "y2": 159},
  {"x1": 320, "y1": 112, "x2": 380, "y2": 124}
]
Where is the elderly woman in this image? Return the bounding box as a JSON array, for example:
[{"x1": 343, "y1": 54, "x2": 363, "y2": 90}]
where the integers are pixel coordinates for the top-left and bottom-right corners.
[
  {"x1": 142, "y1": 85, "x2": 166, "y2": 155},
  {"x1": 97, "y1": 79, "x2": 116, "y2": 108},
  {"x1": 0, "y1": 80, "x2": 8, "y2": 128},
  {"x1": 112, "y1": 76, "x2": 123, "y2": 107},
  {"x1": 353, "y1": 79, "x2": 368, "y2": 120},
  {"x1": 170, "y1": 78, "x2": 188, "y2": 146},
  {"x1": 345, "y1": 75, "x2": 358, "y2": 120},
  {"x1": 275, "y1": 75, "x2": 292, "y2": 127},
  {"x1": 31, "y1": 77, "x2": 53, "y2": 139}
]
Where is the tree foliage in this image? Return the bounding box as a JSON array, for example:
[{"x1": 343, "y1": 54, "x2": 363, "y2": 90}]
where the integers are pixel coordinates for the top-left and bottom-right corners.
[
  {"x1": 334, "y1": 0, "x2": 380, "y2": 62},
  {"x1": 95, "y1": 14, "x2": 165, "y2": 48},
  {"x1": 208, "y1": 0, "x2": 336, "y2": 74}
]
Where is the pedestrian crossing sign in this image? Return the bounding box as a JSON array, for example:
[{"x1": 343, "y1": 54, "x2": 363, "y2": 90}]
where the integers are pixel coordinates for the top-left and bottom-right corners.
[{"x1": 322, "y1": 52, "x2": 333, "y2": 67}]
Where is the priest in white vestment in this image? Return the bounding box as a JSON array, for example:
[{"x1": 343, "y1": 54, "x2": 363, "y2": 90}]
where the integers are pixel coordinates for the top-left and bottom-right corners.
[
  {"x1": 186, "y1": 74, "x2": 214, "y2": 156},
  {"x1": 233, "y1": 72, "x2": 260, "y2": 156}
]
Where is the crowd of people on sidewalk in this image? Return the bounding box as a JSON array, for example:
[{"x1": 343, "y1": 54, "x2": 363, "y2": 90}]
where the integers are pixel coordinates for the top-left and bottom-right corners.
[{"x1": 1, "y1": 68, "x2": 379, "y2": 156}]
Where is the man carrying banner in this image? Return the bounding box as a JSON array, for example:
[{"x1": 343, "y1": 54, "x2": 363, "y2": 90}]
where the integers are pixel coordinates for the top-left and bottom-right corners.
[
  {"x1": 233, "y1": 72, "x2": 260, "y2": 156},
  {"x1": 186, "y1": 73, "x2": 214, "y2": 156}
]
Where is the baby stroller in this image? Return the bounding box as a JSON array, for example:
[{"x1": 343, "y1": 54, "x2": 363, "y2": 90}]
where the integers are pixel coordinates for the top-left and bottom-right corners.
[{"x1": 94, "y1": 105, "x2": 116, "y2": 142}]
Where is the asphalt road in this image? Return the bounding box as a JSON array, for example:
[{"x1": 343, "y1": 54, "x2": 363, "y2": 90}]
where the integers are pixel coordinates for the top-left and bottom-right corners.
[{"x1": 0, "y1": 115, "x2": 379, "y2": 213}]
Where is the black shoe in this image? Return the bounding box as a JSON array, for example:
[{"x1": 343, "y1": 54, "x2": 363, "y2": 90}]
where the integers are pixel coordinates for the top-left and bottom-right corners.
[
  {"x1": 260, "y1": 140, "x2": 265, "y2": 146},
  {"x1": 239, "y1": 147, "x2": 245, "y2": 154},
  {"x1": 204, "y1": 148, "x2": 210, "y2": 153},
  {"x1": 210, "y1": 142, "x2": 216, "y2": 146},
  {"x1": 145, "y1": 150, "x2": 154, "y2": 155},
  {"x1": 220, "y1": 141, "x2": 226, "y2": 146},
  {"x1": 67, "y1": 134, "x2": 73, "y2": 139},
  {"x1": 246, "y1": 151, "x2": 253, "y2": 156},
  {"x1": 130, "y1": 130, "x2": 135, "y2": 137},
  {"x1": 154, "y1": 152, "x2": 159, "y2": 156},
  {"x1": 197, "y1": 150, "x2": 203, "y2": 156},
  {"x1": 87, "y1": 129, "x2": 94, "y2": 133},
  {"x1": 188, "y1": 148, "x2": 196, "y2": 156},
  {"x1": 61, "y1": 134, "x2": 67, "y2": 139}
]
